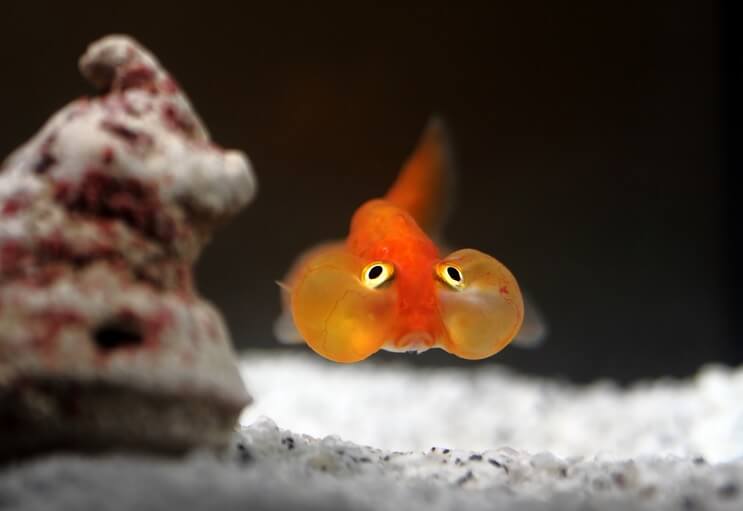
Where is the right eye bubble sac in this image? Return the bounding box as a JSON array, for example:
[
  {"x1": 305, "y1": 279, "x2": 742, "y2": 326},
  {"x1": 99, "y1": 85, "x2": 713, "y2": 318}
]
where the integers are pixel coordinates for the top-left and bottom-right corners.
[
  {"x1": 291, "y1": 246, "x2": 396, "y2": 363},
  {"x1": 437, "y1": 249, "x2": 524, "y2": 360}
]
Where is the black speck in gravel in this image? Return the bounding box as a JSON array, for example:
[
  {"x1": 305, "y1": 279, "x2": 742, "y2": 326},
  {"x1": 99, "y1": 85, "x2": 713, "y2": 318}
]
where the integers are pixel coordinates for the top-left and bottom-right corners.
[
  {"x1": 383, "y1": 455, "x2": 390, "y2": 462},
  {"x1": 236, "y1": 443, "x2": 253, "y2": 465},
  {"x1": 336, "y1": 449, "x2": 345, "y2": 456},
  {"x1": 469, "y1": 454, "x2": 483, "y2": 461},
  {"x1": 560, "y1": 467, "x2": 569, "y2": 478},
  {"x1": 488, "y1": 459, "x2": 509, "y2": 474},
  {"x1": 431, "y1": 447, "x2": 436, "y2": 452},
  {"x1": 692, "y1": 456, "x2": 707, "y2": 465},
  {"x1": 359, "y1": 457, "x2": 371, "y2": 463},
  {"x1": 718, "y1": 482, "x2": 739, "y2": 499},
  {"x1": 456, "y1": 470, "x2": 475, "y2": 486},
  {"x1": 455, "y1": 458, "x2": 462, "y2": 465},
  {"x1": 443, "y1": 449, "x2": 450, "y2": 454}
]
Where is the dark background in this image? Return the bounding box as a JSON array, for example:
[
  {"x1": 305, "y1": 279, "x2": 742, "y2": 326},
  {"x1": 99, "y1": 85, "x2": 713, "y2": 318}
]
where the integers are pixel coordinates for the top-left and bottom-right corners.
[{"x1": 1, "y1": 2, "x2": 738, "y2": 383}]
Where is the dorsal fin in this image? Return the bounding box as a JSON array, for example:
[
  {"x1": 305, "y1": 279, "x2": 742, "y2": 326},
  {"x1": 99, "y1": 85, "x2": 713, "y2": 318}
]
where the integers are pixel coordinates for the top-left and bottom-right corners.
[{"x1": 385, "y1": 116, "x2": 456, "y2": 239}]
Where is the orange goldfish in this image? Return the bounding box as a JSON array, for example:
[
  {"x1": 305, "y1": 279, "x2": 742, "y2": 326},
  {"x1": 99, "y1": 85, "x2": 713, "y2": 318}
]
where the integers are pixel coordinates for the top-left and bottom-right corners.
[{"x1": 275, "y1": 118, "x2": 546, "y2": 363}]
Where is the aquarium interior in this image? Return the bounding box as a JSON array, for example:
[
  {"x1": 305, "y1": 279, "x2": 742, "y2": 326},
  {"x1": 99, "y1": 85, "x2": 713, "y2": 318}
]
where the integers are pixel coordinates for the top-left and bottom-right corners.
[{"x1": 1, "y1": 2, "x2": 742, "y2": 511}]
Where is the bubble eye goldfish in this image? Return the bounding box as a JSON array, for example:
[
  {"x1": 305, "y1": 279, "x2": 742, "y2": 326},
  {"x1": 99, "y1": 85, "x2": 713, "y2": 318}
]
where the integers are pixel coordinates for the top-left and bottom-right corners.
[{"x1": 275, "y1": 118, "x2": 546, "y2": 363}]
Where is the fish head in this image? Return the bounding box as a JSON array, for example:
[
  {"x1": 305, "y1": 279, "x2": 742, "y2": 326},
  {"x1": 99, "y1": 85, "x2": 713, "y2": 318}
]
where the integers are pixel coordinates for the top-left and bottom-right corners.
[{"x1": 289, "y1": 201, "x2": 523, "y2": 362}]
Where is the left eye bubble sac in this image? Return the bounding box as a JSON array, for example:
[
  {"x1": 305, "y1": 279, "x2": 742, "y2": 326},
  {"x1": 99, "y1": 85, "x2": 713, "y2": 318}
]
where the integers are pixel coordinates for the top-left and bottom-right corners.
[
  {"x1": 437, "y1": 249, "x2": 524, "y2": 359},
  {"x1": 0, "y1": 34, "x2": 256, "y2": 461},
  {"x1": 291, "y1": 246, "x2": 396, "y2": 363}
]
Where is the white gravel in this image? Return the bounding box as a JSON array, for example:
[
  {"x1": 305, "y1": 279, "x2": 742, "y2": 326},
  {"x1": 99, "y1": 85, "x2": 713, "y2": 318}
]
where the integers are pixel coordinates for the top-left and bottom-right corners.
[
  {"x1": 239, "y1": 350, "x2": 743, "y2": 463},
  {"x1": 2, "y1": 349, "x2": 743, "y2": 511}
]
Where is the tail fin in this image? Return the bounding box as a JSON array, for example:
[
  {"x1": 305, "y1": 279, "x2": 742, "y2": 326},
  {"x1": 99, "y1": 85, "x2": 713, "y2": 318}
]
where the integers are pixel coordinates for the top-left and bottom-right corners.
[{"x1": 385, "y1": 116, "x2": 456, "y2": 238}]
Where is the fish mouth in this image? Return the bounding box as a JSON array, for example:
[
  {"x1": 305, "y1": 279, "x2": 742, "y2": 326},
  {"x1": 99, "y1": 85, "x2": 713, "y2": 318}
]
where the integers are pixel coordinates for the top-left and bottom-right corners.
[{"x1": 383, "y1": 331, "x2": 435, "y2": 354}]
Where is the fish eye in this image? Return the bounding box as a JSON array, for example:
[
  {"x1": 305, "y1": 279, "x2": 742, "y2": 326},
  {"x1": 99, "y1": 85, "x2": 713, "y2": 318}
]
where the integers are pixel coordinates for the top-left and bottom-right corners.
[
  {"x1": 436, "y1": 263, "x2": 465, "y2": 290},
  {"x1": 361, "y1": 261, "x2": 395, "y2": 289}
]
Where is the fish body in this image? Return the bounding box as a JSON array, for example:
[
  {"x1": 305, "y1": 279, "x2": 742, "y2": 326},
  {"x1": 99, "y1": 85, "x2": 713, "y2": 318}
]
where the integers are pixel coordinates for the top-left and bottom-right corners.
[
  {"x1": 276, "y1": 118, "x2": 544, "y2": 363},
  {"x1": 348, "y1": 198, "x2": 445, "y2": 353}
]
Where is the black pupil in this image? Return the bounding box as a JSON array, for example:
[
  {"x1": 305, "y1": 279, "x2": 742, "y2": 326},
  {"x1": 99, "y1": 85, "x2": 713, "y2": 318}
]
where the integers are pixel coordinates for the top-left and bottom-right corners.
[
  {"x1": 446, "y1": 266, "x2": 461, "y2": 282},
  {"x1": 368, "y1": 265, "x2": 384, "y2": 280}
]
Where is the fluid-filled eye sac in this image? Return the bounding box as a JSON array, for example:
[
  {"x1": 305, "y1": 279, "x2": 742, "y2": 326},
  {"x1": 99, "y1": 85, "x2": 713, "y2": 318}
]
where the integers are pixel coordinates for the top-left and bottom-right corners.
[
  {"x1": 436, "y1": 249, "x2": 524, "y2": 359},
  {"x1": 290, "y1": 245, "x2": 396, "y2": 363}
]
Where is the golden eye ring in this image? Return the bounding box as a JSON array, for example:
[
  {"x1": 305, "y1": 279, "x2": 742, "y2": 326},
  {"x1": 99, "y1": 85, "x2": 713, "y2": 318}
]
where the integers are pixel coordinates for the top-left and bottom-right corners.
[
  {"x1": 361, "y1": 261, "x2": 395, "y2": 289},
  {"x1": 436, "y1": 263, "x2": 465, "y2": 290}
]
